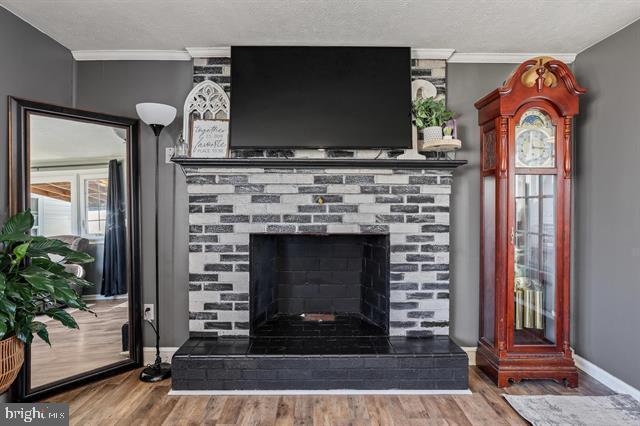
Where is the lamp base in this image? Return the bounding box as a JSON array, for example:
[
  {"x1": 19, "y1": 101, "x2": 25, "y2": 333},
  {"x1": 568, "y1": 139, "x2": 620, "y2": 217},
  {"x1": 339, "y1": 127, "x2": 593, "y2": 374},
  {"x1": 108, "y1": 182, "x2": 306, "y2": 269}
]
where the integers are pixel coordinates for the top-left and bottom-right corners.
[{"x1": 139, "y1": 362, "x2": 171, "y2": 382}]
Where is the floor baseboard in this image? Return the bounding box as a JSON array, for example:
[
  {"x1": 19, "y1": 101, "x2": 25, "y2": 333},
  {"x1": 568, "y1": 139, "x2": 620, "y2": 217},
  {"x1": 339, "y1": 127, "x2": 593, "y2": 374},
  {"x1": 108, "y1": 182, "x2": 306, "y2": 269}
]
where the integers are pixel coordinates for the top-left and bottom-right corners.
[
  {"x1": 143, "y1": 347, "x2": 179, "y2": 365},
  {"x1": 82, "y1": 294, "x2": 128, "y2": 301},
  {"x1": 461, "y1": 346, "x2": 477, "y2": 366},
  {"x1": 573, "y1": 353, "x2": 640, "y2": 401}
]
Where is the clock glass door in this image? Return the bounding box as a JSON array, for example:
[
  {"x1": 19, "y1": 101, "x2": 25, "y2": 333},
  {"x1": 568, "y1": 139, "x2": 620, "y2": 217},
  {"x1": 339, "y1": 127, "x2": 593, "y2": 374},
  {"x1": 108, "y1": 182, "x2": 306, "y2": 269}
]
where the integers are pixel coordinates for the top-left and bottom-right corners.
[{"x1": 513, "y1": 109, "x2": 557, "y2": 346}]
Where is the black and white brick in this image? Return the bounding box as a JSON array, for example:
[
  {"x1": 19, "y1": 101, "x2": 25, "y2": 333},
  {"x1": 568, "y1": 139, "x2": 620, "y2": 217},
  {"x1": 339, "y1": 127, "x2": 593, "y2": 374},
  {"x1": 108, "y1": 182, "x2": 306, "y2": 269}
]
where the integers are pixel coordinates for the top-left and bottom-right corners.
[{"x1": 187, "y1": 168, "x2": 452, "y2": 337}]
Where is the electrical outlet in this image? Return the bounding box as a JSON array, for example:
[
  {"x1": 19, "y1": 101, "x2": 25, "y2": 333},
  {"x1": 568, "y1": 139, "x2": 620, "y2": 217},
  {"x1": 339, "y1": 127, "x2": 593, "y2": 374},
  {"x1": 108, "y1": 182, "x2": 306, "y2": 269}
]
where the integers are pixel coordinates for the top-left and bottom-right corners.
[
  {"x1": 144, "y1": 304, "x2": 155, "y2": 321},
  {"x1": 165, "y1": 147, "x2": 175, "y2": 164}
]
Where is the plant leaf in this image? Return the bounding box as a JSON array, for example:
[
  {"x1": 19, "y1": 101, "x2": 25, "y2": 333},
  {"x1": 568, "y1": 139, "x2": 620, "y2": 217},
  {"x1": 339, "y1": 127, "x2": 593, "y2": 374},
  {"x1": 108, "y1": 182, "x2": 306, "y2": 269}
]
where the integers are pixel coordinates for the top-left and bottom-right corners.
[
  {"x1": 0, "y1": 210, "x2": 33, "y2": 236},
  {"x1": 0, "y1": 273, "x2": 6, "y2": 293},
  {"x1": 19, "y1": 266, "x2": 57, "y2": 294},
  {"x1": 0, "y1": 321, "x2": 7, "y2": 340},
  {"x1": 0, "y1": 232, "x2": 34, "y2": 243},
  {"x1": 26, "y1": 237, "x2": 94, "y2": 264},
  {"x1": 31, "y1": 258, "x2": 66, "y2": 275},
  {"x1": 0, "y1": 296, "x2": 17, "y2": 319},
  {"x1": 45, "y1": 308, "x2": 79, "y2": 329},
  {"x1": 15, "y1": 322, "x2": 33, "y2": 344},
  {"x1": 13, "y1": 242, "x2": 30, "y2": 262},
  {"x1": 61, "y1": 249, "x2": 94, "y2": 264},
  {"x1": 31, "y1": 321, "x2": 50, "y2": 346},
  {"x1": 7, "y1": 280, "x2": 32, "y2": 302}
]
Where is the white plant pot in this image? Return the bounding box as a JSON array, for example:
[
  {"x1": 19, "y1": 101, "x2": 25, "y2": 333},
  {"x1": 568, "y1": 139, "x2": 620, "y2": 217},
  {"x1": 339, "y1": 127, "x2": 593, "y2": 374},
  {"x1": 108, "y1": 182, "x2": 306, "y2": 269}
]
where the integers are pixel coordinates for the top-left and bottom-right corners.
[{"x1": 422, "y1": 126, "x2": 443, "y2": 143}]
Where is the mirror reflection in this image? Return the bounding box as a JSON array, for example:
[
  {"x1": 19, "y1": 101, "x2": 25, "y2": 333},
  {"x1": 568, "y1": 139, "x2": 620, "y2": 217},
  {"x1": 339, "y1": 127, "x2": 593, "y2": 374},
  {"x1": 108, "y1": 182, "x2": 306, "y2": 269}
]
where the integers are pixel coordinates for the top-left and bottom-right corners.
[{"x1": 28, "y1": 113, "x2": 131, "y2": 389}]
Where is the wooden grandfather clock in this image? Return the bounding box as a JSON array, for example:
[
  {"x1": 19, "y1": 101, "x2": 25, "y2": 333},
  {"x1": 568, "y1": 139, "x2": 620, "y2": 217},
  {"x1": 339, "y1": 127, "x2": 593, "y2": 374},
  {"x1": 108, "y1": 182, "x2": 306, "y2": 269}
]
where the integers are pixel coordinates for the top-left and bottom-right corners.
[{"x1": 475, "y1": 58, "x2": 586, "y2": 387}]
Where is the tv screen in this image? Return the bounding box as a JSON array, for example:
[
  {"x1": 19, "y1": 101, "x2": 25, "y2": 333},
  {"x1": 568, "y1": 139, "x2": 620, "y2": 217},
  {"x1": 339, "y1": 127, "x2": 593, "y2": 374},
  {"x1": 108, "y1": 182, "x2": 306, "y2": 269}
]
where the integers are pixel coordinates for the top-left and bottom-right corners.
[{"x1": 230, "y1": 46, "x2": 411, "y2": 149}]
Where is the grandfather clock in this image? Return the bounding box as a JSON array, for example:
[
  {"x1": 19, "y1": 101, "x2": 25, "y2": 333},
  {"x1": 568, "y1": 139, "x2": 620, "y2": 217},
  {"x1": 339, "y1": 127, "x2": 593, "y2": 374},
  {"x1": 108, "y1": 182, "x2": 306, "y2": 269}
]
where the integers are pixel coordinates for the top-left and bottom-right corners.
[{"x1": 475, "y1": 58, "x2": 586, "y2": 387}]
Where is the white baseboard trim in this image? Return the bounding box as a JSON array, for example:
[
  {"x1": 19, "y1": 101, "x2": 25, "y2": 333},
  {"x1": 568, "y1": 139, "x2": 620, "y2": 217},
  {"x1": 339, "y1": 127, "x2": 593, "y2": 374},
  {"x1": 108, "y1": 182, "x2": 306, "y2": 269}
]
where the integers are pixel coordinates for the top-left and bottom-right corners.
[
  {"x1": 573, "y1": 353, "x2": 640, "y2": 401},
  {"x1": 169, "y1": 389, "x2": 471, "y2": 396},
  {"x1": 82, "y1": 294, "x2": 128, "y2": 301},
  {"x1": 461, "y1": 347, "x2": 477, "y2": 366},
  {"x1": 144, "y1": 347, "x2": 179, "y2": 365}
]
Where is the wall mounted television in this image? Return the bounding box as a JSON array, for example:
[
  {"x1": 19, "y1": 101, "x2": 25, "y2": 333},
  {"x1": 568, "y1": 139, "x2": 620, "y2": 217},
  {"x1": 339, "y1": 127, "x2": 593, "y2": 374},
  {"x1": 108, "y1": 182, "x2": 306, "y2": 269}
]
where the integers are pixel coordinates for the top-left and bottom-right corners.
[{"x1": 229, "y1": 46, "x2": 412, "y2": 149}]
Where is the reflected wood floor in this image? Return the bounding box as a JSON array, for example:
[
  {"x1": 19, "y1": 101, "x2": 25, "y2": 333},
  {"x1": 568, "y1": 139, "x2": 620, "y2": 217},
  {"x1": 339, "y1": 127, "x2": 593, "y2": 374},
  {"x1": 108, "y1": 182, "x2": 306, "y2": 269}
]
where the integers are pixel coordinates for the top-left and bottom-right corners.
[
  {"x1": 41, "y1": 366, "x2": 614, "y2": 425},
  {"x1": 31, "y1": 299, "x2": 130, "y2": 388}
]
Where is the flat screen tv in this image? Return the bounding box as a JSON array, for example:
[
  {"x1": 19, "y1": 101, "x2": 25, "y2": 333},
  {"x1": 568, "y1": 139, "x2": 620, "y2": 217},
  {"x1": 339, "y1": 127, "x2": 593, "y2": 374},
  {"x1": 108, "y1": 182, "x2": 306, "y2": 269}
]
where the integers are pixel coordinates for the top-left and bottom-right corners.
[{"x1": 230, "y1": 46, "x2": 411, "y2": 149}]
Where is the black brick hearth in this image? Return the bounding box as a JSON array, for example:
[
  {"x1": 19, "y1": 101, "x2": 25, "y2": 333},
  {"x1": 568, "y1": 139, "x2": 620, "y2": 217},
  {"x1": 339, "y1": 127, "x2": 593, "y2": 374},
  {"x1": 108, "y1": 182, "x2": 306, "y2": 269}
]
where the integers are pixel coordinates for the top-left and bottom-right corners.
[{"x1": 172, "y1": 335, "x2": 468, "y2": 391}]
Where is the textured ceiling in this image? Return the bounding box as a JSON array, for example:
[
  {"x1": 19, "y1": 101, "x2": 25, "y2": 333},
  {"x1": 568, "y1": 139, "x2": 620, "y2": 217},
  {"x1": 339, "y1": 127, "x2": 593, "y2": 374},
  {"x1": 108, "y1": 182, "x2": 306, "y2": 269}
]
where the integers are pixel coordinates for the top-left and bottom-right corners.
[
  {"x1": 30, "y1": 115, "x2": 126, "y2": 164},
  {"x1": 2, "y1": 0, "x2": 640, "y2": 54}
]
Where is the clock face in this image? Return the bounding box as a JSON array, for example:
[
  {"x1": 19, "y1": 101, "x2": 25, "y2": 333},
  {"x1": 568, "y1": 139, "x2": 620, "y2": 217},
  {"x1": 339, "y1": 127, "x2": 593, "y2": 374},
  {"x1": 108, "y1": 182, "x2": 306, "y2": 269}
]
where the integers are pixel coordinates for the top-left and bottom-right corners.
[{"x1": 515, "y1": 110, "x2": 555, "y2": 168}]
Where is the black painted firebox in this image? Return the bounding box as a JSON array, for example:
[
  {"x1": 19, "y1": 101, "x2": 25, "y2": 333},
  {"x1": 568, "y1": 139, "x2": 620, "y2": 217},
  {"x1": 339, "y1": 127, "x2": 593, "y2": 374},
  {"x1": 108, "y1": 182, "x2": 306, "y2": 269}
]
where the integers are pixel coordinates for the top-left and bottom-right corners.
[{"x1": 250, "y1": 234, "x2": 390, "y2": 335}]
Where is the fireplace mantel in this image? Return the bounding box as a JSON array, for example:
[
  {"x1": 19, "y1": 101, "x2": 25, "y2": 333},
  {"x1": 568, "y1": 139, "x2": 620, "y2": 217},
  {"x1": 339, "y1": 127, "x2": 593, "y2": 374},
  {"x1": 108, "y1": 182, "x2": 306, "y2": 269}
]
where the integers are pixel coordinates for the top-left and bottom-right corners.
[{"x1": 172, "y1": 157, "x2": 467, "y2": 170}]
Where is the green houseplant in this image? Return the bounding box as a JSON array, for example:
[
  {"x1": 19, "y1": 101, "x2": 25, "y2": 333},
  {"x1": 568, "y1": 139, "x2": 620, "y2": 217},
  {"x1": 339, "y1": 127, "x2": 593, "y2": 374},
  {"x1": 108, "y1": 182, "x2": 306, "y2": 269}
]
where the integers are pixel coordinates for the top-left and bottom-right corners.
[
  {"x1": 0, "y1": 210, "x2": 94, "y2": 392},
  {"x1": 412, "y1": 97, "x2": 454, "y2": 144}
]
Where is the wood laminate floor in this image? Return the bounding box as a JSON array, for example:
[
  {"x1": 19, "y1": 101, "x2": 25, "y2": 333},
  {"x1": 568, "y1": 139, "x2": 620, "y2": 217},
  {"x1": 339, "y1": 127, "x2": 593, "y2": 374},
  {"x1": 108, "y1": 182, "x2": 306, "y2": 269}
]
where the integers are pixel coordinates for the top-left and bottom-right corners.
[
  {"x1": 41, "y1": 366, "x2": 615, "y2": 425},
  {"x1": 31, "y1": 299, "x2": 130, "y2": 388}
]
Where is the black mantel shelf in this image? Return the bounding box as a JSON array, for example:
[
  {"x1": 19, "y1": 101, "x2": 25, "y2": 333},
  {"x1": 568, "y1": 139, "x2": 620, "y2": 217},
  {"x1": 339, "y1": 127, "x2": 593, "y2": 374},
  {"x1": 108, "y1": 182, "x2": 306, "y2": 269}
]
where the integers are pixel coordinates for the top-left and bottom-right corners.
[{"x1": 171, "y1": 157, "x2": 468, "y2": 169}]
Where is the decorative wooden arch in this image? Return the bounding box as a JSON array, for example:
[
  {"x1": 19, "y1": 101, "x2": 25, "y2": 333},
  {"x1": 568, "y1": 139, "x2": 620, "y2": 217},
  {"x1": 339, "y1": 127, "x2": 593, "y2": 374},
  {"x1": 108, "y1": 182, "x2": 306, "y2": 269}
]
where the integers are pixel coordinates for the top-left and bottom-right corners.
[{"x1": 182, "y1": 80, "x2": 230, "y2": 147}]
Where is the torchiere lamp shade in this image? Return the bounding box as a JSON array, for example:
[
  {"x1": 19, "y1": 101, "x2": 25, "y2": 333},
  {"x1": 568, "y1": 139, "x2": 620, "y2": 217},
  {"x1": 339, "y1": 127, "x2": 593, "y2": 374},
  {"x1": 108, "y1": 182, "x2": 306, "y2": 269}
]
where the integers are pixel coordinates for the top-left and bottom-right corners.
[{"x1": 135, "y1": 103, "x2": 176, "y2": 127}]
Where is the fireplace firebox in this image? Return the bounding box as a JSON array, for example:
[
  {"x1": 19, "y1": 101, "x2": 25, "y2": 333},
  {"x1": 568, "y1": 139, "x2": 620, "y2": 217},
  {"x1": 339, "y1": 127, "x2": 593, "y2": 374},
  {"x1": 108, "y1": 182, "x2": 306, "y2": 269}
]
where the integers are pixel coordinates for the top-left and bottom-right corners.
[{"x1": 250, "y1": 234, "x2": 389, "y2": 336}]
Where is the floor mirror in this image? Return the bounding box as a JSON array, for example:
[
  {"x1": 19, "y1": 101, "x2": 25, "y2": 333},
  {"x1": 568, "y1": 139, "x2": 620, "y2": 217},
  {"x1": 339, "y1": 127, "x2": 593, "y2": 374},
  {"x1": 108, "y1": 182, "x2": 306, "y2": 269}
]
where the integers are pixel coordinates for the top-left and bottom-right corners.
[{"x1": 8, "y1": 98, "x2": 142, "y2": 400}]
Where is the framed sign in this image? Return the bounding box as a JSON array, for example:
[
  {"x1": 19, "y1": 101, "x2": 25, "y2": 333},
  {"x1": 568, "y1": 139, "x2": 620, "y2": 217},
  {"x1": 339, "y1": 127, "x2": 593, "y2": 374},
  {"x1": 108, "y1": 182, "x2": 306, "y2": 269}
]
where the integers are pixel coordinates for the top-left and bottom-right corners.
[{"x1": 190, "y1": 119, "x2": 229, "y2": 158}]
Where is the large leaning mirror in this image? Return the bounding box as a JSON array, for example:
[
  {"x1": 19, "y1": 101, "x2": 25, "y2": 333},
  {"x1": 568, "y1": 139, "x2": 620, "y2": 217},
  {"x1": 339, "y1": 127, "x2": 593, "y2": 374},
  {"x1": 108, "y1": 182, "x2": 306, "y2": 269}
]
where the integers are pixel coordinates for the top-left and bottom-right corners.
[{"x1": 8, "y1": 98, "x2": 142, "y2": 400}]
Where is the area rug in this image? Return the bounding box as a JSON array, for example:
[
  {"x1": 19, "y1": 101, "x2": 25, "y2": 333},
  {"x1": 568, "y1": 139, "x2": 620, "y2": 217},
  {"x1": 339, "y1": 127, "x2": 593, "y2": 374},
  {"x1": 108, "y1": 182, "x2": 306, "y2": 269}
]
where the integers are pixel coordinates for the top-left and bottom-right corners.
[{"x1": 504, "y1": 394, "x2": 640, "y2": 426}]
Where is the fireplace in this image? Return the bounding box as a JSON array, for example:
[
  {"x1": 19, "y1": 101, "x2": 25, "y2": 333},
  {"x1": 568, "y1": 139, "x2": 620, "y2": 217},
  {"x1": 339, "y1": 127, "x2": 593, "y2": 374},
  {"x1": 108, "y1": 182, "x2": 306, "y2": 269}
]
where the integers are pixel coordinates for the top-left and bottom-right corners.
[
  {"x1": 250, "y1": 234, "x2": 389, "y2": 336},
  {"x1": 173, "y1": 165, "x2": 469, "y2": 392}
]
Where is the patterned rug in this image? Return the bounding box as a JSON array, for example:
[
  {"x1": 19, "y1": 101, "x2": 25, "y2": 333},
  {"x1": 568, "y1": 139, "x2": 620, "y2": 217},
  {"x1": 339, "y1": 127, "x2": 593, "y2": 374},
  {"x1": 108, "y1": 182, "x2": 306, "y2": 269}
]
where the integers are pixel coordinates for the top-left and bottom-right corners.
[{"x1": 504, "y1": 394, "x2": 640, "y2": 426}]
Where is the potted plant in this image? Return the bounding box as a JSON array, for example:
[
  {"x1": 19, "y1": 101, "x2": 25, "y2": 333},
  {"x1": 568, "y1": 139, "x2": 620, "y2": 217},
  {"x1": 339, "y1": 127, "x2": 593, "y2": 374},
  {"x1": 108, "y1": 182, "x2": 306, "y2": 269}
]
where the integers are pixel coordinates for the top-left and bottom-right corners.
[
  {"x1": 412, "y1": 97, "x2": 454, "y2": 144},
  {"x1": 443, "y1": 126, "x2": 454, "y2": 139},
  {"x1": 0, "y1": 210, "x2": 94, "y2": 393}
]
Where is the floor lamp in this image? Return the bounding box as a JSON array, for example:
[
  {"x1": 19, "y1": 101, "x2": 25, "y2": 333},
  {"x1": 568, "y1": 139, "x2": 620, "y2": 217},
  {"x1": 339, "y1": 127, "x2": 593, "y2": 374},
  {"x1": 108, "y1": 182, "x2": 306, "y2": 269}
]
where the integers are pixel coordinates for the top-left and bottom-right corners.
[{"x1": 136, "y1": 102, "x2": 177, "y2": 382}]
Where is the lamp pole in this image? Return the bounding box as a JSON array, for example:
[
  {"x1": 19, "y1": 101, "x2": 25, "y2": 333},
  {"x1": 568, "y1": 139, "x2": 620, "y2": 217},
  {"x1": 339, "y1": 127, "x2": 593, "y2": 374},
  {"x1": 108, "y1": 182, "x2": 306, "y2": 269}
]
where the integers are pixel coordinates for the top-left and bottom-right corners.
[{"x1": 136, "y1": 104, "x2": 176, "y2": 382}]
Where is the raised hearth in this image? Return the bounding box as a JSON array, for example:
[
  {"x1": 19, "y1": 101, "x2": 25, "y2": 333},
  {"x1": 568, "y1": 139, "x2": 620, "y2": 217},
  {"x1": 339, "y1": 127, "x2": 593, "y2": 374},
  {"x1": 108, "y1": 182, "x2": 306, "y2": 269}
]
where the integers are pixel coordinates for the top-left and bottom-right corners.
[{"x1": 172, "y1": 335, "x2": 468, "y2": 391}]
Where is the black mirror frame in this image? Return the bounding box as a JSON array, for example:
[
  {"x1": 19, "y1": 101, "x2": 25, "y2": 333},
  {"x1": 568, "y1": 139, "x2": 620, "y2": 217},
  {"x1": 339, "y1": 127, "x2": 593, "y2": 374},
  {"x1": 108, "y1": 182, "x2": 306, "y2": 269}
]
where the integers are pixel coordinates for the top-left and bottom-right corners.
[{"x1": 7, "y1": 97, "x2": 143, "y2": 401}]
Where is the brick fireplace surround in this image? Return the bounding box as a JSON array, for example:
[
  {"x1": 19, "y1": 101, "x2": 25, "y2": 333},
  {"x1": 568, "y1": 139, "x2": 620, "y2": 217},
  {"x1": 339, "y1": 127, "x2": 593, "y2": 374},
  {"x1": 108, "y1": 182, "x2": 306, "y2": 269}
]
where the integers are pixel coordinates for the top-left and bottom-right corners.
[
  {"x1": 187, "y1": 167, "x2": 453, "y2": 337},
  {"x1": 171, "y1": 56, "x2": 469, "y2": 392},
  {"x1": 172, "y1": 164, "x2": 469, "y2": 392}
]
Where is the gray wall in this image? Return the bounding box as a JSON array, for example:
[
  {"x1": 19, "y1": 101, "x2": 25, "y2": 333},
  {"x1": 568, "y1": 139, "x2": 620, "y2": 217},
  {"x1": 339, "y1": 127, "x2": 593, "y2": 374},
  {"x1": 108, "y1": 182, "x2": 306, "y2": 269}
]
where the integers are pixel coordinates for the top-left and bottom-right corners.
[
  {"x1": 0, "y1": 7, "x2": 74, "y2": 224},
  {"x1": 573, "y1": 21, "x2": 640, "y2": 389},
  {"x1": 447, "y1": 63, "x2": 515, "y2": 347},
  {"x1": 0, "y1": 6, "x2": 73, "y2": 401},
  {"x1": 75, "y1": 61, "x2": 193, "y2": 347}
]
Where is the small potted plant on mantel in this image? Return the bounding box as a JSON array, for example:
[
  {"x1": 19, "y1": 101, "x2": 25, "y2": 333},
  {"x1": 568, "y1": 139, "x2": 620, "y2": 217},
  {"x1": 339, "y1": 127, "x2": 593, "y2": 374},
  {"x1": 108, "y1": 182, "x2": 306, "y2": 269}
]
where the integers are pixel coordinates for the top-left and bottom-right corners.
[
  {"x1": 412, "y1": 97, "x2": 455, "y2": 149},
  {"x1": 0, "y1": 210, "x2": 94, "y2": 393}
]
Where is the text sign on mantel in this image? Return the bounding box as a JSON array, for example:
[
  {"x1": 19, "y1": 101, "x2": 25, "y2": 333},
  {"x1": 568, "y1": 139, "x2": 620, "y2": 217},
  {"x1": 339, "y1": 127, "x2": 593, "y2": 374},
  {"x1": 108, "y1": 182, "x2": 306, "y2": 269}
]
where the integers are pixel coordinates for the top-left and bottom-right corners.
[{"x1": 190, "y1": 119, "x2": 229, "y2": 158}]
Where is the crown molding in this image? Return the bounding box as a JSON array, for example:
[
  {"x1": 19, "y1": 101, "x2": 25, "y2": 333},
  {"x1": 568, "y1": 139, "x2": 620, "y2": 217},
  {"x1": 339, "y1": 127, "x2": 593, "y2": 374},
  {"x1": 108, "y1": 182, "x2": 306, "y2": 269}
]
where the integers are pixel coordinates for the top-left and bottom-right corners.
[
  {"x1": 448, "y1": 52, "x2": 577, "y2": 63},
  {"x1": 186, "y1": 47, "x2": 454, "y2": 60},
  {"x1": 411, "y1": 48, "x2": 455, "y2": 60},
  {"x1": 70, "y1": 49, "x2": 575, "y2": 64},
  {"x1": 72, "y1": 50, "x2": 192, "y2": 61},
  {"x1": 186, "y1": 47, "x2": 232, "y2": 58}
]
